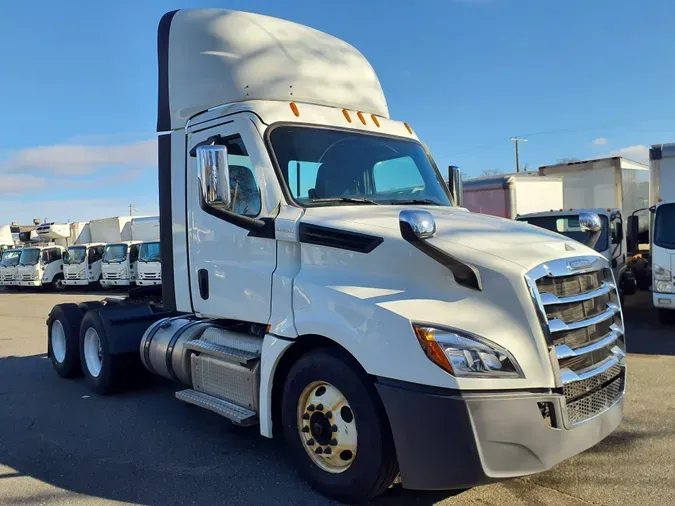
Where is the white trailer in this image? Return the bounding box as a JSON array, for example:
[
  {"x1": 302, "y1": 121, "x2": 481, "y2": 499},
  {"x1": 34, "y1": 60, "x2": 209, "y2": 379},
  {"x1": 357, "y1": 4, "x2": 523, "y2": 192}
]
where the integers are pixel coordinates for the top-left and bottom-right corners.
[
  {"x1": 463, "y1": 173, "x2": 564, "y2": 219},
  {"x1": 649, "y1": 144, "x2": 675, "y2": 323},
  {"x1": 45, "y1": 9, "x2": 626, "y2": 502}
]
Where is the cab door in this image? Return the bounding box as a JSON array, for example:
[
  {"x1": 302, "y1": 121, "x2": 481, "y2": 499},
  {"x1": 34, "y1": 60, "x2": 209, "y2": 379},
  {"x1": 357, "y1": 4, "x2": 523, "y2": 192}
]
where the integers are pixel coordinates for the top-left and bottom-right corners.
[{"x1": 186, "y1": 116, "x2": 278, "y2": 323}]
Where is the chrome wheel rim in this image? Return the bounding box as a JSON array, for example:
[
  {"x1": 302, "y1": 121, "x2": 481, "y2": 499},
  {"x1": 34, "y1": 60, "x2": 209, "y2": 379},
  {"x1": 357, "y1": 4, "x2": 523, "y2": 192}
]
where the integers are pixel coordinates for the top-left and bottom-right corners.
[
  {"x1": 297, "y1": 381, "x2": 357, "y2": 474},
  {"x1": 83, "y1": 327, "x2": 103, "y2": 377},
  {"x1": 51, "y1": 320, "x2": 66, "y2": 363},
  {"x1": 54, "y1": 278, "x2": 65, "y2": 291}
]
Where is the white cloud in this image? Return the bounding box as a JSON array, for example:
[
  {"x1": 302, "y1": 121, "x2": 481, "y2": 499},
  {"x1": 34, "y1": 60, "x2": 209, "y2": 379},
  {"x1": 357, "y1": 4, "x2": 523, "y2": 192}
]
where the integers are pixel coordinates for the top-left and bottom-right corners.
[
  {"x1": 0, "y1": 139, "x2": 157, "y2": 176},
  {"x1": 592, "y1": 137, "x2": 608, "y2": 145},
  {"x1": 0, "y1": 175, "x2": 48, "y2": 194},
  {"x1": 606, "y1": 145, "x2": 649, "y2": 165},
  {"x1": 0, "y1": 198, "x2": 159, "y2": 224}
]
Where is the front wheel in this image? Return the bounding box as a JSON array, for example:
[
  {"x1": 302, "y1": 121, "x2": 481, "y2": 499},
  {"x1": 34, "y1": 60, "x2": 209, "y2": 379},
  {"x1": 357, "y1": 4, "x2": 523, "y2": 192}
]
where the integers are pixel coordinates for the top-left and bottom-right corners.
[
  {"x1": 281, "y1": 348, "x2": 398, "y2": 503},
  {"x1": 52, "y1": 274, "x2": 67, "y2": 292}
]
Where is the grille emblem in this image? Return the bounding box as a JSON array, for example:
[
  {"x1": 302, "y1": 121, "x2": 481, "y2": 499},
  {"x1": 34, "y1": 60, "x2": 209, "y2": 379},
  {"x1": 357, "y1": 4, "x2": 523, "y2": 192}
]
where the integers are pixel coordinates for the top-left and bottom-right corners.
[{"x1": 567, "y1": 258, "x2": 597, "y2": 271}]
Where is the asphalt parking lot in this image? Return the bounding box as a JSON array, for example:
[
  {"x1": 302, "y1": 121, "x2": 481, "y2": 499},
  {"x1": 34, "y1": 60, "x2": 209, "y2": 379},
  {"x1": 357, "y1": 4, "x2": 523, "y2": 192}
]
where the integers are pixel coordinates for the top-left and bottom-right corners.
[{"x1": 0, "y1": 289, "x2": 673, "y2": 506}]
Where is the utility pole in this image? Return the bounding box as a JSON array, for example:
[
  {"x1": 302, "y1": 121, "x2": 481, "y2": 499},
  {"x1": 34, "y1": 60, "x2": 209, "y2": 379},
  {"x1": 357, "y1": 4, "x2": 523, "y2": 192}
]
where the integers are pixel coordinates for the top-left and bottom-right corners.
[
  {"x1": 129, "y1": 204, "x2": 134, "y2": 216},
  {"x1": 510, "y1": 137, "x2": 528, "y2": 173}
]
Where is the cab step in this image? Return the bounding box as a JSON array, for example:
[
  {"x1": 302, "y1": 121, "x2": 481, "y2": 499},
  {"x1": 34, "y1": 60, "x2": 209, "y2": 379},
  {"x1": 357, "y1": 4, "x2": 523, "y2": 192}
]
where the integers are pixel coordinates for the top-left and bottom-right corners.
[
  {"x1": 184, "y1": 339, "x2": 258, "y2": 365},
  {"x1": 175, "y1": 389, "x2": 258, "y2": 426}
]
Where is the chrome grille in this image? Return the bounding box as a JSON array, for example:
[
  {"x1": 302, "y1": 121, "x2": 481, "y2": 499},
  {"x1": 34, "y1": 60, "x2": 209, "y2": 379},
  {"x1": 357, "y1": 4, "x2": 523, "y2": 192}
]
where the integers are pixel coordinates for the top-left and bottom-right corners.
[
  {"x1": 140, "y1": 272, "x2": 161, "y2": 280},
  {"x1": 526, "y1": 256, "x2": 626, "y2": 427},
  {"x1": 566, "y1": 374, "x2": 624, "y2": 425},
  {"x1": 104, "y1": 273, "x2": 120, "y2": 280}
]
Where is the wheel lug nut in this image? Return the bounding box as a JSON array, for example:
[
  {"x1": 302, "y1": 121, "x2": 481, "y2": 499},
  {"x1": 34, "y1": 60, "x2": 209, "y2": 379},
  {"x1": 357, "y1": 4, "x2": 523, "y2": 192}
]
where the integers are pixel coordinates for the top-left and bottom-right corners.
[
  {"x1": 330, "y1": 438, "x2": 338, "y2": 446},
  {"x1": 315, "y1": 447, "x2": 323, "y2": 454},
  {"x1": 307, "y1": 404, "x2": 315, "y2": 412},
  {"x1": 331, "y1": 424, "x2": 338, "y2": 432},
  {"x1": 302, "y1": 426, "x2": 309, "y2": 433},
  {"x1": 324, "y1": 447, "x2": 332, "y2": 455},
  {"x1": 316, "y1": 403, "x2": 324, "y2": 411},
  {"x1": 326, "y1": 411, "x2": 332, "y2": 419},
  {"x1": 307, "y1": 439, "x2": 315, "y2": 446},
  {"x1": 302, "y1": 413, "x2": 309, "y2": 420}
]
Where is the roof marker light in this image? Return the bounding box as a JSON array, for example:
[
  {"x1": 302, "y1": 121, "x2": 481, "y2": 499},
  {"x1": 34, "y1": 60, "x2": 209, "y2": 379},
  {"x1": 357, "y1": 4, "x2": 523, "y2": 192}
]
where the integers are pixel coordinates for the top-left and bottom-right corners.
[
  {"x1": 371, "y1": 114, "x2": 380, "y2": 127},
  {"x1": 342, "y1": 109, "x2": 352, "y2": 123},
  {"x1": 357, "y1": 111, "x2": 366, "y2": 125},
  {"x1": 404, "y1": 122, "x2": 413, "y2": 135},
  {"x1": 290, "y1": 102, "x2": 300, "y2": 117}
]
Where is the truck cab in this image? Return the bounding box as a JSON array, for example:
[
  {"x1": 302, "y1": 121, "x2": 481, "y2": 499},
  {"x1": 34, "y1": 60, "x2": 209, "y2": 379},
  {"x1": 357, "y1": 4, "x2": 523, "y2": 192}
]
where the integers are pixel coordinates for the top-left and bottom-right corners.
[
  {"x1": 101, "y1": 241, "x2": 141, "y2": 288},
  {"x1": 0, "y1": 248, "x2": 22, "y2": 287},
  {"x1": 135, "y1": 241, "x2": 161, "y2": 286},
  {"x1": 45, "y1": 9, "x2": 626, "y2": 502},
  {"x1": 17, "y1": 245, "x2": 66, "y2": 290},
  {"x1": 63, "y1": 243, "x2": 106, "y2": 287},
  {"x1": 516, "y1": 208, "x2": 636, "y2": 299}
]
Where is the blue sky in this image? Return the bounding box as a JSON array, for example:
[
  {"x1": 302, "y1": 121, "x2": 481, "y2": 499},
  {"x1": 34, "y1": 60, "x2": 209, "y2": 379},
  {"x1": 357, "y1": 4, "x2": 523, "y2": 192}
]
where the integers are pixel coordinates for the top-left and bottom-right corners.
[{"x1": 1, "y1": 0, "x2": 674, "y2": 223}]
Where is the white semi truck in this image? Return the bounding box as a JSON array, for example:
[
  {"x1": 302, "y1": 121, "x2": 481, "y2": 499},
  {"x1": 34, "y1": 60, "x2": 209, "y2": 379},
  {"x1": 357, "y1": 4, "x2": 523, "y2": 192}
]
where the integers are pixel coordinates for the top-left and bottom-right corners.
[
  {"x1": 64, "y1": 218, "x2": 132, "y2": 288},
  {"x1": 648, "y1": 144, "x2": 675, "y2": 323},
  {"x1": 132, "y1": 216, "x2": 162, "y2": 286},
  {"x1": 45, "y1": 9, "x2": 626, "y2": 502},
  {"x1": 101, "y1": 216, "x2": 158, "y2": 288}
]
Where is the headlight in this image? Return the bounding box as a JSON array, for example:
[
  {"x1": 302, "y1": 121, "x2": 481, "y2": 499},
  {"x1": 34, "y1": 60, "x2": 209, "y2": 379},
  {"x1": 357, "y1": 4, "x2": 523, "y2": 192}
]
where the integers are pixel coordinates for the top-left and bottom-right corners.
[
  {"x1": 119, "y1": 268, "x2": 128, "y2": 278},
  {"x1": 655, "y1": 280, "x2": 674, "y2": 293},
  {"x1": 654, "y1": 264, "x2": 672, "y2": 281},
  {"x1": 412, "y1": 324, "x2": 523, "y2": 378}
]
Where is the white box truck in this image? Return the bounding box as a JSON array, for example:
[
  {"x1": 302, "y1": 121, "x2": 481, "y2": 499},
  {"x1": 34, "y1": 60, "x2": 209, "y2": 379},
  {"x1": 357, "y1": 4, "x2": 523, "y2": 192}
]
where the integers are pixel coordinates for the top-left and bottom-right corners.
[
  {"x1": 517, "y1": 157, "x2": 649, "y2": 301},
  {"x1": 463, "y1": 173, "x2": 564, "y2": 219},
  {"x1": 0, "y1": 225, "x2": 14, "y2": 256},
  {"x1": 133, "y1": 216, "x2": 161, "y2": 286},
  {"x1": 64, "y1": 218, "x2": 131, "y2": 288},
  {"x1": 101, "y1": 216, "x2": 158, "y2": 288},
  {"x1": 0, "y1": 248, "x2": 22, "y2": 288},
  {"x1": 45, "y1": 9, "x2": 626, "y2": 503},
  {"x1": 648, "y1": 144, "x2": 675, "y2": 323}
]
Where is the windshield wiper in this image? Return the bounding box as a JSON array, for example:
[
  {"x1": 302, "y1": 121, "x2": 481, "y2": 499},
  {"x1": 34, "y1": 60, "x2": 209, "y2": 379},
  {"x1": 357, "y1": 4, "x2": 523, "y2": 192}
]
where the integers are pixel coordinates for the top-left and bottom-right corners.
[
  {"x1": 395, "y1": 199, "x2": 440, "y2": 206},
  {"x1": 310, "y1": 197, "x2": 380, "y2": 205}
]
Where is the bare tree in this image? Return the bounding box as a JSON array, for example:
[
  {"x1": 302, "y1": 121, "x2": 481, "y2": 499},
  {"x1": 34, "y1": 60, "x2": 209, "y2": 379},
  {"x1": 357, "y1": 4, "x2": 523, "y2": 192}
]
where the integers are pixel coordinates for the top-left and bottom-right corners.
[
  {"x1": 557, "y1": 158, "x2": 580, "y2": 163},
  {"x1": 480, "y1": 168, "x2": 504, "y2": 176}
]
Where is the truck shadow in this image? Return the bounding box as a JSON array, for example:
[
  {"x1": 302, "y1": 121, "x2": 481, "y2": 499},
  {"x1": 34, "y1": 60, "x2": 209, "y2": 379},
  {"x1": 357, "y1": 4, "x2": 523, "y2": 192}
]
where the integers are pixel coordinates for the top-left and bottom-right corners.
[{"x1": 0, "y1": 354, "x2": 461, "y2": 505}]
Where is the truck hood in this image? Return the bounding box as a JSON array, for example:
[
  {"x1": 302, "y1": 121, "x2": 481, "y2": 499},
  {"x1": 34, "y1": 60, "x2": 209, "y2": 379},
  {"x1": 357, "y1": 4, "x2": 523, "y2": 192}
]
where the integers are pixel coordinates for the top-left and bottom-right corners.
[{"x1": 303, "y1": 206, "x2": 597, "y2": 271}]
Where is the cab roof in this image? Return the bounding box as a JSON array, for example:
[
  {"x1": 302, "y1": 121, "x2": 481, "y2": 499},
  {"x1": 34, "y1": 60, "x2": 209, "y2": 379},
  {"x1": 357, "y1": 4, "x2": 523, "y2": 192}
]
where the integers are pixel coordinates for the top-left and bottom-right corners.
[{"x1": 157, "y1": 9, "x2": 389, "y2": 131}]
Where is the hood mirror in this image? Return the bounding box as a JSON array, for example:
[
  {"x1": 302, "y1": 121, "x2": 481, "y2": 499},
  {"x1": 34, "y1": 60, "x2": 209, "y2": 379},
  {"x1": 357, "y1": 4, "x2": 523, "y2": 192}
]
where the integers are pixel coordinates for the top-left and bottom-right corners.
[
  {"x1": 579, "y1": 212, "x2": 602, "y2": 249},
  {"x1": 399, "y1": 210, "x2": 436, "y2": 240}
]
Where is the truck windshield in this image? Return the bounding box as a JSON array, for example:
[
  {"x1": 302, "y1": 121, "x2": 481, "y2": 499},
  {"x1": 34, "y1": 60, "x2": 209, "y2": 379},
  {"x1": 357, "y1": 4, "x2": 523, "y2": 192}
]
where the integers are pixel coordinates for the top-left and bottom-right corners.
[
  {"x1": 654, "y1": 203, "x2": 675, "y2": 250},
  {"x1": 19, "y1": 248, "x2": 41, "y2": 266},
  {"x1": 103, "y1": 244, "x2": 127, "y2": 263},
  {"x1": 269, "y1": 126, "x2": 452, "y2": 207},
  {"x1": 64, "y1": 246, "x2": 86, "y2": 265},
  {"x1": 139, "y1": 242, "x2": 161, "y2": 263},
  {"x1": 519, "y1": 215, "x2": 609, "y2": 252},
  {"x1": 1, "y1": 250, "x2": 21, "y2": 267}
]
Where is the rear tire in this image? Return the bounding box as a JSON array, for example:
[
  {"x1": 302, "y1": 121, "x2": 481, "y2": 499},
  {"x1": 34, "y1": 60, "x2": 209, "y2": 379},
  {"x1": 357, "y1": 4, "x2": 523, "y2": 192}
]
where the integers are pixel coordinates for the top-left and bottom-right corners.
[
  {"x1": 79, "y1": 310, "x2": 130, "y2": 395},
  {"x1": 281, "y1": 348, "x2": 398, "y2": 503},
  {"x1": 47, "y1": 304, "x2": 85, "y2": 378}
]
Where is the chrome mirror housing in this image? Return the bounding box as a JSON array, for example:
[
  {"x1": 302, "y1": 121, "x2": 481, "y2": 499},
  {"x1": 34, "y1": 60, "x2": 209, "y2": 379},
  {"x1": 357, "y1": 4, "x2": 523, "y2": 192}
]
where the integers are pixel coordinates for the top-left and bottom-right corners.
[
  {"x1": 197, "y1": 145, "x2": 231, "y2": 210},
  {"x1": 399, "y1": 210, "x2": 436, "y2": 240},
  {"x1": 579, "y1": 212, "x2": 602, "y2": 249}
]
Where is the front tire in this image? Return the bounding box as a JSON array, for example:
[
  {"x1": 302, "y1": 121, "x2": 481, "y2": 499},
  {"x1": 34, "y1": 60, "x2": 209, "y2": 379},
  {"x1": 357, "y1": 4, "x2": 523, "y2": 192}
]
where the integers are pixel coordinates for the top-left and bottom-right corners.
[
  {"x1": 52, "y1": 274, "x2": 67, "y2": 292},
  {"x1": 47, "y1": 304, "x2": 85, "y2": 378},
  {"x1": 281, "y1": 348, "x2": 398, "y2": 503}
]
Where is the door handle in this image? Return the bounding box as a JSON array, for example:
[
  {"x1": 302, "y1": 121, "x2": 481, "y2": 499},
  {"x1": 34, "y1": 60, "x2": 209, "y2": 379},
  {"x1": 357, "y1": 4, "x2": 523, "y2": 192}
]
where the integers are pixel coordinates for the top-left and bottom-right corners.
[{"x1": 198, "y1": 269, "x2": 209, "y2": 300}]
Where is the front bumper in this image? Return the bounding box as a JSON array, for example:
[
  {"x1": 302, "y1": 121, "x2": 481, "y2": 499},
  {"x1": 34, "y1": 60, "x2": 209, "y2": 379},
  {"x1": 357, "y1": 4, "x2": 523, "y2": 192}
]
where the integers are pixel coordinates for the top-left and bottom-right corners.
[
  {"x1": 101, "y1": 279, "x2": 131, "y2": 287},
  {"x1": 375, "y1": 379, "x2": 624, "y2": 491},
  {"x1": 0, "y1": 280, "x2": 16, "y2": 286},
  {"x1": 653, "y1": 291, "x2": 675, "y2": 310},
  {"x1": 136, "y1": 279, "x2": 161, "y2": 286},
  {"x1": 65, "y1": 279, "x2": 90, "y2": 286},
  {"x1": 17, "y1": 280, "x2": 42, "y2": 287}
]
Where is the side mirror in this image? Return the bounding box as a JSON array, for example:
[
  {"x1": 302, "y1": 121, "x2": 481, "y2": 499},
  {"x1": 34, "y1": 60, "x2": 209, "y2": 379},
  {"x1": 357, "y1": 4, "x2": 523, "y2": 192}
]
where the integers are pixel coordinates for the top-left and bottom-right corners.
[
  {"x1": 447, "y1": 165, "x2": 463, "y2": 207},
  {"x1": 41, "y1": 252, "x2": 49, "y2": 265},
  {"x1": 612, "y1": 219, "x2": 624, "y2": 244},
  {"x1": 627, "y1": 215, "x2": 640, "y2": 254},
  {"x1": 196, "y1": 145, "x2": 231, "y2": 210},
  {"x1": 579, "y1": 212, "x2": 602, "y2": 249}
]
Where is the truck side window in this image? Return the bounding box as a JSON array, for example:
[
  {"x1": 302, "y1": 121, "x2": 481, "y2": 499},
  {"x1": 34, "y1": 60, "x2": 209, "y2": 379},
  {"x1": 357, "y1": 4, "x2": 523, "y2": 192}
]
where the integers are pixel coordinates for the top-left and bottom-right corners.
[
  {"x1": 219, "y1": 135, "x2": 261, "y2": 217},
  {"x1": 46, "y1": 249, "x2": 61, "y2": 263},
  {"x1": 372, "y1": 156, "x2": 425, "y2": 194},
  {"x1": 130, "y1": 245, "x2": 139, "y2": 263}
]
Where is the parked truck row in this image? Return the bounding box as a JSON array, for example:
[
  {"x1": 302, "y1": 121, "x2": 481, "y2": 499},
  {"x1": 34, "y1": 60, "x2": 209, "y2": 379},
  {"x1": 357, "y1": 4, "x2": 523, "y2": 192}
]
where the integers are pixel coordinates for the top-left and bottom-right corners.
[
  {"x1": 45, "y1": 9, "x2": 627, "y2": 503},
  {"x1": 0, "y1": 216, "x2": 161, "y2": 291}
]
